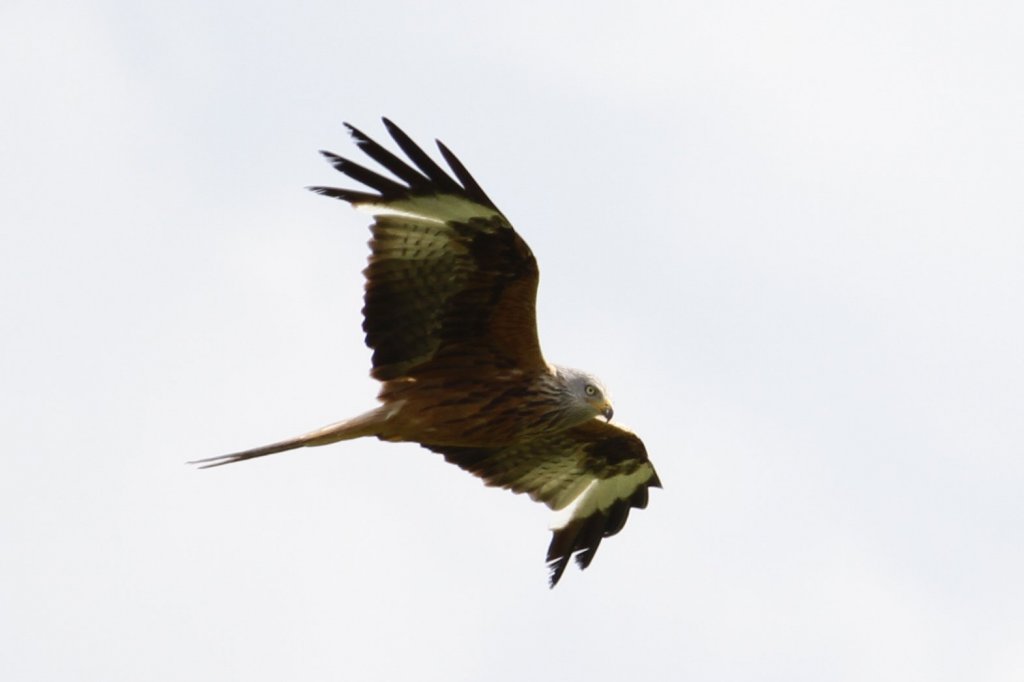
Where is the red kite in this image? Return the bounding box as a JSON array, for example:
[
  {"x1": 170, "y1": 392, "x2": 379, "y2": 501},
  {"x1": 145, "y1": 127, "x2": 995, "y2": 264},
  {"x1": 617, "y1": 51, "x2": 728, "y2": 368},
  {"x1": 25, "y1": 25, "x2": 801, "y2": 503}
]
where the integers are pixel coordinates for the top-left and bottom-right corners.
[{"x1": 193, "y1": 119, "x2": 661, "y2": 586}]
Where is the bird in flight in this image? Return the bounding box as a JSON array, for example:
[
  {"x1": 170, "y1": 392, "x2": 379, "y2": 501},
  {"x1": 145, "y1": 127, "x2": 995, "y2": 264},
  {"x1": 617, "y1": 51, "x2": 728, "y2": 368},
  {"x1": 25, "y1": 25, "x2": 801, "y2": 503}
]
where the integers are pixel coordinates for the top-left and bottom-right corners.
[{"x1": 192, "y1": 119, "x2": 661, "y2": 586}]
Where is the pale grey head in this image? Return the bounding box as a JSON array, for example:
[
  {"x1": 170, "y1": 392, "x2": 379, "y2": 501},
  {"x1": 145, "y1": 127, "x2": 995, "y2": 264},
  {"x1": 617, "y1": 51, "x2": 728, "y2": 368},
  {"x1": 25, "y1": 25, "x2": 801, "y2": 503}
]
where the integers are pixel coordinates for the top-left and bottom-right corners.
[{"x1": 552, "y1": 365, "x2": 614, "y2": 427}]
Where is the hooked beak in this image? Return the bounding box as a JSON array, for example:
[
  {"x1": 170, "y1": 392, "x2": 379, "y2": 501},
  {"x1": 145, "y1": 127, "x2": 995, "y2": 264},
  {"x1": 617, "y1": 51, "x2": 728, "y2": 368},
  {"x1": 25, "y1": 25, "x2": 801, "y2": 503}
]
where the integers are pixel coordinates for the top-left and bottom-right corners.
[{"x1": 601, "y1": 405, "x2": 614, "y2": 422}]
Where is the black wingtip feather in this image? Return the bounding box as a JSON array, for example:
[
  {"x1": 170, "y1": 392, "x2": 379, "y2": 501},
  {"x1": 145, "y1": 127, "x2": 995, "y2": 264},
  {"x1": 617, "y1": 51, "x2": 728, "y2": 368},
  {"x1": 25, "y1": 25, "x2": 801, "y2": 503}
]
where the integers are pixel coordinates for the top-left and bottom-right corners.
[
  {"x1": 319, "y1": 151, "x2": 409, "y2": 196},
  {"x1": 436, "y1": 140, "x2": 498, "y2": 210},
  {"x1": 381, "y1": 118, "x2": 463, "y2": 193},
  {"x1": 313, "y1": 119, "x2": 502, "y2": 211},
  {"x1": 546, "y1": 522, "x2": 578, "y2": 588},
  {"x1": 603, "y1": 498, "x2": 632, "y2": 537},
  {"x1": 544, "y1": 470, "x2": 661, "y2": 587},
  {"x1": 345, "y1": 122, "x2": 432, "y2": 189},
  {"x1": 572, "y1": 516, "x2": 607, "y2": 571},
  {"x1": 343, "y1": 121, "x2": 362, "y2": 138},
  {"x1": 307, "y1": 185, "x2": 379, "y2": 204}
]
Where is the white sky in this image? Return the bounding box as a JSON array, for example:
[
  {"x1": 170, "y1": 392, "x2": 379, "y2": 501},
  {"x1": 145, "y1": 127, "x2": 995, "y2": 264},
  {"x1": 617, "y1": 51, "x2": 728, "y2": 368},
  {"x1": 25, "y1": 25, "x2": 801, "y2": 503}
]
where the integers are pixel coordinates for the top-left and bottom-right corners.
[{"x1": 3, "y1": 1, "x2": 1023, "y2": 680}]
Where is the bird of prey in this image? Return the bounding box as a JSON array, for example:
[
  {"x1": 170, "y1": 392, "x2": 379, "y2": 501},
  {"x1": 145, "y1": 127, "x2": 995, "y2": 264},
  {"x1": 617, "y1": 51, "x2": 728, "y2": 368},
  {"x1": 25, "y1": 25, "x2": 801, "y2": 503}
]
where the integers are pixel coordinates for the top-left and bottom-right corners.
[{"x1": 193, "y1": 119, "x2": 661, "y2": 586}]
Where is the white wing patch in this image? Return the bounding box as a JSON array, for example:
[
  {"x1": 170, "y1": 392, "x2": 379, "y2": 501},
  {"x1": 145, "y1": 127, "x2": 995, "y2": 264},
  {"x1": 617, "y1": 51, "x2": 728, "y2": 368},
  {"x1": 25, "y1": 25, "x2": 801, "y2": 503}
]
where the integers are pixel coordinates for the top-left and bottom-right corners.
[
  {"x1": 359, "y1": 194, "x2": 500, "y2": 224},
  {"x1": 548, "y1": 465, "x2": 654, "y2": 530}
]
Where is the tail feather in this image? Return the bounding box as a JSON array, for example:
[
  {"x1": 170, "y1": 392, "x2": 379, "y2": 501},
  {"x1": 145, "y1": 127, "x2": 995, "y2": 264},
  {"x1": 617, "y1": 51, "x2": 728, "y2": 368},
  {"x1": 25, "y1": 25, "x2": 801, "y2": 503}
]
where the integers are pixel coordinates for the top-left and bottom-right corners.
[{"x1": 190, "y1": 408, "x2": 387, "y2": 469}]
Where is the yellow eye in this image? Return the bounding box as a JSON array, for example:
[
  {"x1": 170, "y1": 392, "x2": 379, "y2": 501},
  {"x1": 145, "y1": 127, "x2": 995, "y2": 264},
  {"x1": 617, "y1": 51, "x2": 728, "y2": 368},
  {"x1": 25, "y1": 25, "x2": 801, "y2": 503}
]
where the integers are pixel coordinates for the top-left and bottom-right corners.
[{"x1": 585, "y1": 385, "x2": 597, "y2": 396}]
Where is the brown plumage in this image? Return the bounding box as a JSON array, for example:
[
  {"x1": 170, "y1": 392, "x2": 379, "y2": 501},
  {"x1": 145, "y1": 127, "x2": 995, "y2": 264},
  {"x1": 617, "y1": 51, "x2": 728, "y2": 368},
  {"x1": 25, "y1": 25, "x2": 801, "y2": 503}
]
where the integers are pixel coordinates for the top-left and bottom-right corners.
[{"x1": 192, "y1": 118, "x2": 660, "y2": 586}]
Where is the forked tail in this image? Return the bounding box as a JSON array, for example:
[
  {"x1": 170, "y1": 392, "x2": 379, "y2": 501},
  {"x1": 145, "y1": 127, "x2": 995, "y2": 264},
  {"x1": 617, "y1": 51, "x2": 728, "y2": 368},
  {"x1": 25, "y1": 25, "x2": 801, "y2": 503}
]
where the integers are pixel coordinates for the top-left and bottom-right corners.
[{"x1": 190, "y1": 407, "x2": 387, "y2": 469}]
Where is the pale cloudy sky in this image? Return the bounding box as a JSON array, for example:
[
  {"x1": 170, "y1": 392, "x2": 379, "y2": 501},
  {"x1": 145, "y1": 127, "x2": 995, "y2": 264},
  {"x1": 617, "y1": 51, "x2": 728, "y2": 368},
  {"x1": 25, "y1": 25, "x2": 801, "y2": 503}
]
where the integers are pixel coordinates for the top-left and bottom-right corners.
[{"x1": 2, "y1": 1, "x2": 1023, "y2": 680}]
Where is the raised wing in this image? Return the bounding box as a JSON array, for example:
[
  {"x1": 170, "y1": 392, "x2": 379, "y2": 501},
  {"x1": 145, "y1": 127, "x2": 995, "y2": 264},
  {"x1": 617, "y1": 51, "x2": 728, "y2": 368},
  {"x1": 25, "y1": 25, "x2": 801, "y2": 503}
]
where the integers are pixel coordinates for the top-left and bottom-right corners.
[
  {"x1": 310, "y1": 119, "x2": 545, "y2": 381},
  {"x1": 424, "y1": 419, "x2": 661, "y2": 587}
]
